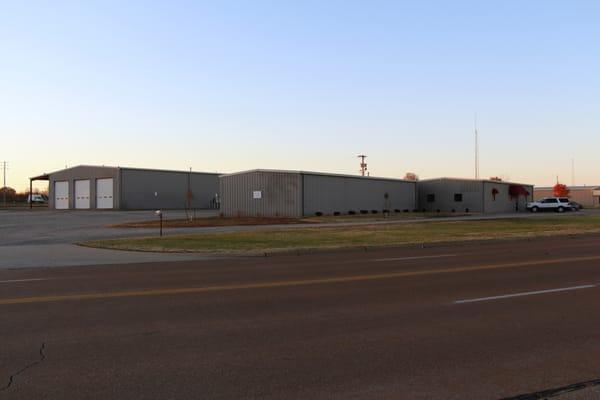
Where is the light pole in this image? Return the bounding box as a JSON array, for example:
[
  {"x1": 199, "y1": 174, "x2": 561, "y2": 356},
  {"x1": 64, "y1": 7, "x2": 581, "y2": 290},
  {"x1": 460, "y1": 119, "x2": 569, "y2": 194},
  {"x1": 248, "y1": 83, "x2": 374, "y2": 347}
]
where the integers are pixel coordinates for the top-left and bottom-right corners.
[{"x1": 155, "y1": 210, "x2": 163, "y2": 237}]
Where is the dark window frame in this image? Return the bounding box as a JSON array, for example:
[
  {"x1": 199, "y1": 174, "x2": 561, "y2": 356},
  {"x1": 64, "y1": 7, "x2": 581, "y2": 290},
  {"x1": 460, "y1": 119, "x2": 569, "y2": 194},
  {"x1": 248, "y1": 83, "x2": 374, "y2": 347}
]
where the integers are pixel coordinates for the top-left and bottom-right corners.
[{"x1": 454, "y1": 193, "x2": 463, "y2": 202}]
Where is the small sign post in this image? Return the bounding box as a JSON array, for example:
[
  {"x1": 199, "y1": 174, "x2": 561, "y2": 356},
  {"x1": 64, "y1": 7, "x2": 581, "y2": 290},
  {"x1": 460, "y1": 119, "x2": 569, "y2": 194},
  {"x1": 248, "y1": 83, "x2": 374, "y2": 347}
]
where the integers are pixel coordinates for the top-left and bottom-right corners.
[{"x1": 155, "y1": 210, "x2": 163, "y2": 237}]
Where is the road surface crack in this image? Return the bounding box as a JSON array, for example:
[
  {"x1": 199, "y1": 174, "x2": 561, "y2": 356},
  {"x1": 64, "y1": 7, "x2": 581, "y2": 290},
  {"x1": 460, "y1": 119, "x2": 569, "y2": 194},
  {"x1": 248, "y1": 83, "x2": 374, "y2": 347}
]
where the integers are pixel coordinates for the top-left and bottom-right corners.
[
  {"x1": 1, "y1": 342, "x2": 46, "y2": 392},
  {"x1": 500, "y1": 378, "x2": 600, "y2": 399}
]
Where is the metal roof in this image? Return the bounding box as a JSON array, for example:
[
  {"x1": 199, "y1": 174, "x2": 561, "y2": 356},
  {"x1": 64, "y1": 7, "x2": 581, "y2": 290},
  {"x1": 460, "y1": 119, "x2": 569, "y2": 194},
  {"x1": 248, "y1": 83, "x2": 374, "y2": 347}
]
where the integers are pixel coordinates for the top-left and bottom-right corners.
[
  {"x1": 535, "y1": 185, "x2": 600, "y2": 190},
  {"x1": 219, "y1": 168, "x2": 415, "y2": 183},
  {"x1": 30, "y1": 165, "x2": 220, "y2": 180},
  {"x1": 418, "y1": 177, "x2": 533, "y2": 186}
]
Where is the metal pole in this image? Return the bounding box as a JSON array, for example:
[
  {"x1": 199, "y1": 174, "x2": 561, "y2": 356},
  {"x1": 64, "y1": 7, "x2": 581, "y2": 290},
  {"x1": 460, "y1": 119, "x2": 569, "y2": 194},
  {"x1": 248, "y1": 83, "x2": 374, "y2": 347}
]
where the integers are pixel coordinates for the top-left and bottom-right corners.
[
  {"x1": 2, "y1": 161, "x2": 6, "y2": 208},
  {"x1": 160, "y1": 213, "x2": 163, "y2": 237},
  {"x1": 30, "y1": 179, "x2": 33, "y2": 210}
]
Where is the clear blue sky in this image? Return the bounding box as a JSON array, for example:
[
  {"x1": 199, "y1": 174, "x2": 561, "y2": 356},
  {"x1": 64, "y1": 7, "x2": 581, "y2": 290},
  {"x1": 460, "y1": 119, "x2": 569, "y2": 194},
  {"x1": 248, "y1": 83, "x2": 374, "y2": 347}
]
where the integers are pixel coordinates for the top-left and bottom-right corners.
[{"x1": 2, "y1": 0, "x2": 599, "y2": 190}]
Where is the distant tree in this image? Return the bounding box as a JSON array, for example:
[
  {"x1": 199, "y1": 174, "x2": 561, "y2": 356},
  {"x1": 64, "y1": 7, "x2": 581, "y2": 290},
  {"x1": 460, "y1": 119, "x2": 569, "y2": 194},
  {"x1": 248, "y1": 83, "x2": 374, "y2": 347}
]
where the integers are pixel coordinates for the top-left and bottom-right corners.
[
  {"x1": 404, "y1": 172, "x2": 419, "y2": 181},
  {"x1": 0, "y1": 187, "x2": 17, "y2": 202},
  {"x1": 489, "y1": 176, "x2": 503, "y2": 182},
  {"x1": 553, "y1": 183, "x2": 570, "y2": 197}
]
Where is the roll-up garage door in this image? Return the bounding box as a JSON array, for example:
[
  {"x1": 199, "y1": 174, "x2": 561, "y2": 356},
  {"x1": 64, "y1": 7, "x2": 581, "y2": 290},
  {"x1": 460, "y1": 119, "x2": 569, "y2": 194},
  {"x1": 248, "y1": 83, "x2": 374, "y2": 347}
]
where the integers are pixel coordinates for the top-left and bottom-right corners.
[
  {"x1": 55, "y1": 181, "x2": 69, "y2": 209},
  {"x1": 75, "y1": 180, "x2": 90, "y2": 209},
  {"x1": 96, "y1": 178, "x2": 114, "y2": 209}
]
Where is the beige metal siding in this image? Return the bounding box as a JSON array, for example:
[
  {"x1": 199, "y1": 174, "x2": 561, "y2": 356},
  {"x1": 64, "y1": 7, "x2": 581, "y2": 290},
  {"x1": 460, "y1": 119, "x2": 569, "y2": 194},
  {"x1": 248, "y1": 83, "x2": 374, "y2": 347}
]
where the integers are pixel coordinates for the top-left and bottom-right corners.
[
  {"x1": 220, "y1": 171, "x2": 302, "y2": 217},
  {"x1": 535, "y1": 188, "x2": 600, "y2": 208}
]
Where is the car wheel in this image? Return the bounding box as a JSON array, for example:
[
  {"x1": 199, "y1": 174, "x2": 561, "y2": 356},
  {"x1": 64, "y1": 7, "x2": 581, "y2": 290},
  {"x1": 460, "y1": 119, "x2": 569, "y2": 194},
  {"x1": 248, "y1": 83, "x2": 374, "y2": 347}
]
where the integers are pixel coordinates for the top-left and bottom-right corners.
[
  {"x1": 531, "y1": 206, "x2": 539, "y2": 213},
  {"x1": 557, "y1": 206, "x2": 564, "y2": 213}
]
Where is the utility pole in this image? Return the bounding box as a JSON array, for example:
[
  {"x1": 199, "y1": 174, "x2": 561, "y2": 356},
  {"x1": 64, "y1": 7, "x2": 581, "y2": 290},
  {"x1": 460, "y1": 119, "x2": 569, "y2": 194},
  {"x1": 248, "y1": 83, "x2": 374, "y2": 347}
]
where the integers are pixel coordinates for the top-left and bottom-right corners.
[
  {"x1": 358, "y1": 155, "x2": 368, "y2": 176},
  {"x1": 2, "y1": 161, "x2": 7, "y2": 207}
]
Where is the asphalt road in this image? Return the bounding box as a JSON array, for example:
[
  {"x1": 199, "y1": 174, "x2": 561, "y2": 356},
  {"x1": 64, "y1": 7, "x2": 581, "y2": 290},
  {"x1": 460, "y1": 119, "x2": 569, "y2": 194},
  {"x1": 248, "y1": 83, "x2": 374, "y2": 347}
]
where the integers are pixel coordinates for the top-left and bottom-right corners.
[{"x1": 2, "y1": 235, "x2": 600, "y2": 399}]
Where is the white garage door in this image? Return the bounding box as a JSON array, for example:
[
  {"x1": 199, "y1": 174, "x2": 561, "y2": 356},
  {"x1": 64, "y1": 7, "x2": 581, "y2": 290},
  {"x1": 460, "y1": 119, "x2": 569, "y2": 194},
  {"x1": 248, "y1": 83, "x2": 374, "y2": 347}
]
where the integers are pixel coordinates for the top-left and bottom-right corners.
[
  {"x1": 54, "y1": 181, "x2": 69, "y2": 209},
  {"x1": 96, "y1": 178, "x2": 114, "y2": 209},
  {"x1": 75, "y1": 180, "x2": 90, "y2": 209}
]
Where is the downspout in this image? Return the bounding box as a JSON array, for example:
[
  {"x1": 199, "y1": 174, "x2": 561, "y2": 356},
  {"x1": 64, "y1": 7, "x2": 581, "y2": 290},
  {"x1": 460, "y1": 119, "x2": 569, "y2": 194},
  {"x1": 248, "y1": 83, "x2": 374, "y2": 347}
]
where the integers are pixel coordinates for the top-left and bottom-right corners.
[
  {"x1": 118, "y1": 168, "x2": 123, "y2": 210},
  {"x1": 481, "y1": 181, "x2": 485, "y2": 214},
  {"x1": 300, "y1": 173, "x2": 304, "y2": 217}
]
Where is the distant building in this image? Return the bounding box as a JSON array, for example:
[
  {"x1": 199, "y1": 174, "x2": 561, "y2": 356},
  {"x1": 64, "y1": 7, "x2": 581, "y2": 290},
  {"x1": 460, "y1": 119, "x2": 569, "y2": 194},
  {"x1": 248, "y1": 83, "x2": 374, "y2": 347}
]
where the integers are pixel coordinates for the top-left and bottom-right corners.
[
  {"x1": 417, "y1": 178, "x2": 534, "y2": 213},
  {"x1": 534, "y1": 186, "x2": 600, "y2": 208},
  {"x1": 31, "y1": 165, "x2": 219, "y2": 210}
]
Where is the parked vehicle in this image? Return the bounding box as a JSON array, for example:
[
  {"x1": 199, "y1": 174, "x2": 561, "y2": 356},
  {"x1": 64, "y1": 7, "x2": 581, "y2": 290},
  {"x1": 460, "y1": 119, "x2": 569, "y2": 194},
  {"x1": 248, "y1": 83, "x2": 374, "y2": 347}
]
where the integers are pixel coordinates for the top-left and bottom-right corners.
[
  {"x1": 569, "y1": 201, "x2": 583, "y2": 211},
  {"x1": 526, "y1": 197, "x2": 572, "y2": 213},
  {"x1": 27, "y1": 194, "x2": 48, "y2": 204}
]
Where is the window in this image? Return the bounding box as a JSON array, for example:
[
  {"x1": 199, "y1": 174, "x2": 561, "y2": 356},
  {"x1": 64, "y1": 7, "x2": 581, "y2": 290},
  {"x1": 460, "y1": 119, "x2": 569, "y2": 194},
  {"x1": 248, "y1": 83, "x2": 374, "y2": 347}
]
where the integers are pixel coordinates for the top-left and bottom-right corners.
[
  {"x1": 454, "y1": 193, "x2": 463, "y2": 202},
  {"x1": 426, "y1": 194, "x2": 435, "y2": 202},
  {"x1": 559, "y1": 198, "x2": 570, "y2": 203},
  {"x1": 542, "y1": 198, "x2": 558, "y2": 204}
]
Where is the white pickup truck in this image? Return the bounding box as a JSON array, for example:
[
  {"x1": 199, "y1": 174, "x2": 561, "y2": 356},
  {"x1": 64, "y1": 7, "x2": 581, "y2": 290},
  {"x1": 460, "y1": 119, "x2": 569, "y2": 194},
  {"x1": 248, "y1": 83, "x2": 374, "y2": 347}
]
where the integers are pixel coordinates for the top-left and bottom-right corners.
[{"x1": 526, "y1": 197, "x2": 572, "y2": 213}]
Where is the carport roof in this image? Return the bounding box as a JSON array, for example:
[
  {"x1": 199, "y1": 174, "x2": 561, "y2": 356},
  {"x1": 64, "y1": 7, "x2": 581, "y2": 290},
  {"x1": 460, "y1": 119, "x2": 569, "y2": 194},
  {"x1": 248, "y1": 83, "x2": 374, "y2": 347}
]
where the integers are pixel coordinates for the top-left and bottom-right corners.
[{"x1": 30, "y1": 173, "x2": 50, "y2": 181}]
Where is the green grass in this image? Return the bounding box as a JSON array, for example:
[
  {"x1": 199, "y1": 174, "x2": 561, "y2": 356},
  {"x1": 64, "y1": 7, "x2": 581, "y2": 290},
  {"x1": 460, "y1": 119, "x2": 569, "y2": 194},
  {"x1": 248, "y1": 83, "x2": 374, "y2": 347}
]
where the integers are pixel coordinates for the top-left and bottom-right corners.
[{"x1": 83, "y1": 215, "x2": 600, "y2": 254}]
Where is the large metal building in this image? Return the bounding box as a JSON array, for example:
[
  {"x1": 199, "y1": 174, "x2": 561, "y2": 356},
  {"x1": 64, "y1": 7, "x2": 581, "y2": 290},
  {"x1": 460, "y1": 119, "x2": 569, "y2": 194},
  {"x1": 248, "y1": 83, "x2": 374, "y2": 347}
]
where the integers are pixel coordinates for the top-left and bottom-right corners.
[
  {"x1": 31, "y1": 165, "x2": 220, "y2": 210},
  {"x1": 534, "y1": 185, "x2": 600, "y2": 208},
  {"x1": 220, "y1": 169, "x2": 417, "y2": 217},
  {"x1": 418, "y1": 178, "x2": 534, "y2": 213}
]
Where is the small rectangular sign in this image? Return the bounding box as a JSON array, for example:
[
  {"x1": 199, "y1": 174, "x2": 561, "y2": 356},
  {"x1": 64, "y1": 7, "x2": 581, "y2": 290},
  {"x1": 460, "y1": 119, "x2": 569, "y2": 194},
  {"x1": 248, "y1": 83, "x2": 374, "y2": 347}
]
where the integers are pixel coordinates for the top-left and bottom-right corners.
[{"x1": 253, "y1": 191, "x2": 262, "y2": 199}]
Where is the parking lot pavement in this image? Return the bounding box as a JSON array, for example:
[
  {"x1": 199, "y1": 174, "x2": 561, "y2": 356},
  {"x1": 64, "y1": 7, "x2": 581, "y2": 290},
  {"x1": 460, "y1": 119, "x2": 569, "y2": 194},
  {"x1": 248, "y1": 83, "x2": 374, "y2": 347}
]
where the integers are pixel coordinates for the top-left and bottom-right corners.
[
  {"x1": 0, "y1": 209, "x2": 219, "y2": 269},
  {"x1": 0, "y1": 209, "x2": 218, "y2": 246},
  {"x1": 1, "y1": 208, "x2": 597, "y2": 269}
]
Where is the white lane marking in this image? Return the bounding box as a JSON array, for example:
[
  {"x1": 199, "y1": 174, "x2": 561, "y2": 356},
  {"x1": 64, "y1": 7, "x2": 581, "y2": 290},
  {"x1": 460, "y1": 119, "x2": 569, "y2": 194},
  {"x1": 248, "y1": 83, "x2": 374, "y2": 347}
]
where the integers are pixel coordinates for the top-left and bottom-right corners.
[
  {"x1": 0, "y1": 278, "x2": 51, "y2": 284},
  {"x1": 454, "y1": 285, "x2": 596, "y2": 304},
  {"x1": 373, "y1": 254, "x2": 458, "y2": 262}
]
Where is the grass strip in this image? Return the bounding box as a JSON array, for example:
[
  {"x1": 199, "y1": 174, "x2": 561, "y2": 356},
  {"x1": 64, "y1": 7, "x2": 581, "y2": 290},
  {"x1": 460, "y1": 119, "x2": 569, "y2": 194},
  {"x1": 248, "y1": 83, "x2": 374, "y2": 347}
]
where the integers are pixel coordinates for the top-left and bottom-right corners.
[{"x1": 84, "y1": 216, "x2": 600, "y2": 254}]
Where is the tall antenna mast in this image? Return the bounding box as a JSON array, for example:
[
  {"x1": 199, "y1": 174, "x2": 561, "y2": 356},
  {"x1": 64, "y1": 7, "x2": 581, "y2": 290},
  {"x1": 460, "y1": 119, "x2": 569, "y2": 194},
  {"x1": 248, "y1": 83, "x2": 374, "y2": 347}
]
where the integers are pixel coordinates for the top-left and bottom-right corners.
[
  {"x1": 357, "y1": 155, "x2": 368, "y2": 176},
  {"x1": 474, "y1": 113, "x2": 479, "y2": 179}
]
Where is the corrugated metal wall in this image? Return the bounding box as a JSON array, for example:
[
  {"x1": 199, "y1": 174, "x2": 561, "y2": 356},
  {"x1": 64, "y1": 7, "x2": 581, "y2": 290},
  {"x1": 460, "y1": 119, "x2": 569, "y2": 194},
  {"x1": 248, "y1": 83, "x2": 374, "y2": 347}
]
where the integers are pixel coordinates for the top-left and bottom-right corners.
[
  {"x1": 48, "y1": 166, "x2": 120, "y2": 209},
  {"x1": 417, "y1": 179, "x2": 484, "y2": 213},
  {"x1": 302, "y1": 174, "x2": 416, "y2": 216},
  {"x1": 220, "y1": 171, "x2": 302, "y2": 217},
  {"x1": 483, "y1": 182, "x2": 533, "y2": 213},
  {"x1": 120, "y1": 169, "x2": 219, "y2": 210}
]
